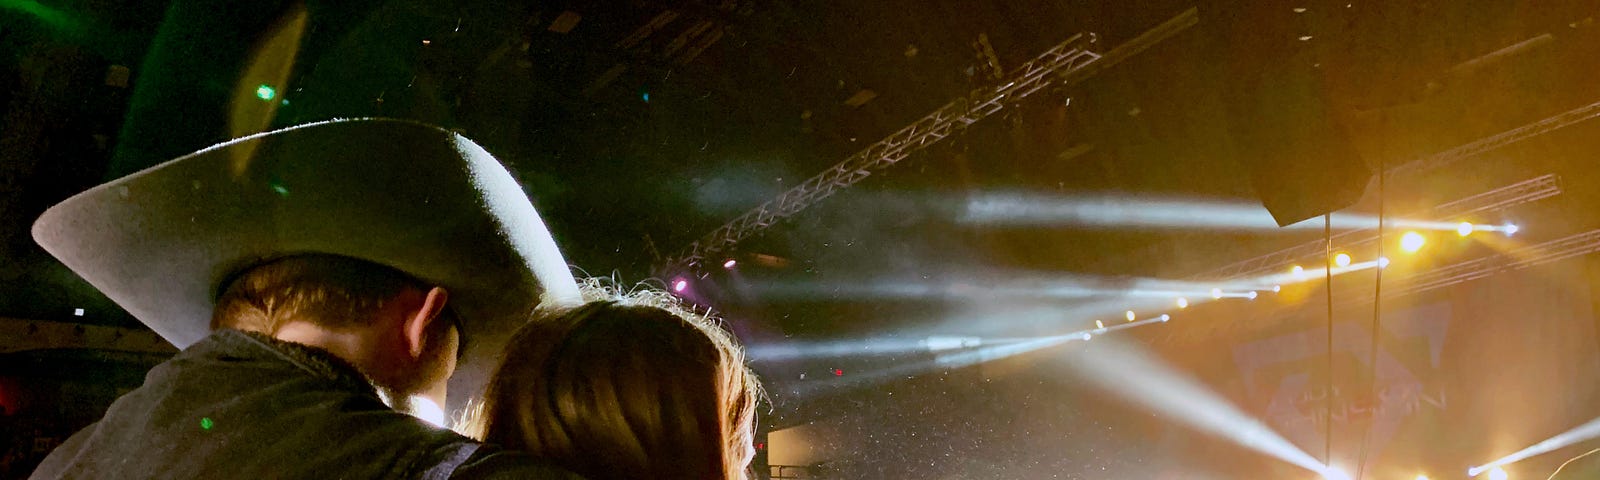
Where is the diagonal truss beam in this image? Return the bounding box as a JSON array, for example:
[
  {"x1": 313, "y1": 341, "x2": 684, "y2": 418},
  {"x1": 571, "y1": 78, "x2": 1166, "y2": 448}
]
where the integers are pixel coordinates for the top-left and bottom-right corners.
[
  {"x1": 1389, "y1": 98, "x2": 1600, "y2": 178},
  {"x1": 1155, "y1": 227, "x2": 1600, "y2": 346},
  {"x1": 1193, "y1": 174, "x2": 1562, "y2": 281},
  {"x1": 657, "y1": 8, "x2": 1201, "y2": 274}
]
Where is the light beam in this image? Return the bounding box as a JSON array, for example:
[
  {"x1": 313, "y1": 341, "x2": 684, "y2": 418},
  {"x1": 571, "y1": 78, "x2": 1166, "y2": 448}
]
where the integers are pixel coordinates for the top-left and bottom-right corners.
[
  {"x1": 960, "y1": 194, "x2": 1484, "y2": 235},
  {"x1": 1469, "y1": 415, "x2": 1600, "y2": 476},
  {"x1": 1062, "y1": 338, "x2": 1342, "y2": 480}
]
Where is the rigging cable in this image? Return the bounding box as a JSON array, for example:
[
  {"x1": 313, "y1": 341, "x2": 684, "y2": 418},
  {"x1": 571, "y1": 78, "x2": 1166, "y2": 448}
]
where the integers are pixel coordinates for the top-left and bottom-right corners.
[{"x1": 1324, "y1": 212, "x2": 1335, "y2": 466}]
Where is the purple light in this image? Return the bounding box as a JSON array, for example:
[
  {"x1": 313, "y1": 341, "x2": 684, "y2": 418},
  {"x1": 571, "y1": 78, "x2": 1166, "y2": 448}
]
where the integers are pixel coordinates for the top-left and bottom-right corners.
[
  {"x1": 672, "y1": 279, "x2": 689, "y2": 293},
  {"x1": 723, "y1": 259, "x2": 738, "y2": 269}
]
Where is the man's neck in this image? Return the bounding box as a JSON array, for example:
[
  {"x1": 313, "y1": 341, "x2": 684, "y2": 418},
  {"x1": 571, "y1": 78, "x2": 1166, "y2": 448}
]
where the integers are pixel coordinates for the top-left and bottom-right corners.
[
  {"x1": 274, "y1": 322, "x2": 378, "y2": 371},
  {"x1": 268, "y1": 323, "x2": 445, "y2": 425}
]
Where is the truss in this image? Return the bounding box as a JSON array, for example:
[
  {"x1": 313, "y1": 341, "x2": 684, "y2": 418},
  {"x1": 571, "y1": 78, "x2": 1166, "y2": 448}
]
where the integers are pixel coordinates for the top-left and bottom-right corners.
[
  {"x1": 1389, "y1": 98, "x2": 1600, "y2": 178},
  {"x1": 658, "y1": 8, "x2": 1201, "y2": 274},
  {"x1": 1385, "y1": 228, "x2": 1600, "y2": 298},
  {"x1": 1193, "y1": 174, "x2": 1562, "y2": 281},
  {"x1": 1155, "y1": 227, "x2": 1600, "y2": 346}
]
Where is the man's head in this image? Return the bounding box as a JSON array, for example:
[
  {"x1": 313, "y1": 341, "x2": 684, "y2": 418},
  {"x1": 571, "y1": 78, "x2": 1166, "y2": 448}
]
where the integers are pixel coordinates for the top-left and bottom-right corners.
[
  {"x1": 32, "y1": 119, "x2": 583, "y2": 415},
  {"x1": 213, "y1": 255, "x2": 460, "y2": 413}
]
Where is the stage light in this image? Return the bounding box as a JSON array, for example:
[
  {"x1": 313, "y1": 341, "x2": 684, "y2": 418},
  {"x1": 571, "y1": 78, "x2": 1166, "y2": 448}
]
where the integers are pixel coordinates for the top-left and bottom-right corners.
[
  {"x1": 1378, "y1": 256, "x2": 1391, "y2": 268},
  {"x1": 1080, "y1": 332, "x2": 1093, "y2": 341},
  {"x1": 1176, "y1": 297, "x2": 1189, "y2": 309},
  {"x1": 1211, "y1": 288, "x2": 1223, "y2": 299},
  {"x1": 1334, "y1": 253, "x2": 1351, "y2": 267},
  {"x1": 1271, "y1": 285, "x2": 1281, "y2": 293},
  {"x1": 921, "y1": 336, "x2": 983, "y2": 352},
  {"x1": 1159, "y1": 314, "x2": 1170, "y2": 322},
  {"x1": 1291, "y1": 265, "x2": 1306, "y2": 279},
  {"x1": 1416, "y1": 475, "x2": 1430, "y2": 480},
  {"x1": 255, "y1": 84, "x2": 276, "y2": 101},
  {"x1": 1247, "y1": 291, "x2": 1259, "y2": 300},
  {"x1": 723, "y1": 259, "x2": 738, "y2": 269},
  {"x1": 1322, "y1": 465, "x2": 1351, "y2": 480},
  {"x1": 672, "y1": 279, "x2": 689, "y2": 293},
  {"x1": 1096, "y1": 320, "x2": 1106, "y2": 329},
  {"x1": 1125, "y1": 310, "x2": 1136, "y2": 321},
  {"x1": 1458, "y1": 222, "x2": 1475, "y2": 236},
  {"x1": 73, "y1": 308, "x2": 84, "y2": 316},
  {"x1": 1469, "y1": 414, "x2": 1600, "y2": 477},
  {"x1": 1504, "y1": 224, "x2": 1519, "y2": 236},
  {"x1": 1064, "y1": 339, "x2": 1337, "y2": 480},
  {"x1": 1488, "y1": 466, "x2": 1507, "y2": 480},
  {"x1": 1400, "y1": 231, "x2": 1425, "y2": 252}
]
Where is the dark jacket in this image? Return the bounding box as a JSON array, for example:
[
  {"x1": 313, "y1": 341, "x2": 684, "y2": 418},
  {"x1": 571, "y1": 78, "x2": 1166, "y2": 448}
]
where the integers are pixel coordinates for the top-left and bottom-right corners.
[{"x1": 30, "y1": 329, "x2": 580, "y2": 479}]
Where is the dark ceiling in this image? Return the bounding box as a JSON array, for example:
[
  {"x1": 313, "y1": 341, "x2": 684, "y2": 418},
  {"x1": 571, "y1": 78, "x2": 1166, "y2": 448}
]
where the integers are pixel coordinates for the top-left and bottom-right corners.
[
  {"x1": 8, "y1": 0, "x2": 1595, "y2": 321},
  {"x1": 2, "y1": 0, "x2": 1597, "y2": 364}
]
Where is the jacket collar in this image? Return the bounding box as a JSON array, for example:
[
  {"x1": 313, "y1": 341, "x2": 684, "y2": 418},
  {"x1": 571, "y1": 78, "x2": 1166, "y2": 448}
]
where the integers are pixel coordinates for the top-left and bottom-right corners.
[{"x1": 208, "y1": 328, "x2": 378, "y2": 395}]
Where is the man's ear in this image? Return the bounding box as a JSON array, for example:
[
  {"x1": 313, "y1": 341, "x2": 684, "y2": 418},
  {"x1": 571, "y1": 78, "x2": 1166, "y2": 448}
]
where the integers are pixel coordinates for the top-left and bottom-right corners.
[{"x1": 403, "y1": 287, "x2": 450, "y2": 359}]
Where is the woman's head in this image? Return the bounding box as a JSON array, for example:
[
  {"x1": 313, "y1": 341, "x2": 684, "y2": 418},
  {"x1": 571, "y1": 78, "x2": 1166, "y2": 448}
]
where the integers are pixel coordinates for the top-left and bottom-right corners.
[{"x1": 473, "y1": 283, "x2": 760, "y2": 480}]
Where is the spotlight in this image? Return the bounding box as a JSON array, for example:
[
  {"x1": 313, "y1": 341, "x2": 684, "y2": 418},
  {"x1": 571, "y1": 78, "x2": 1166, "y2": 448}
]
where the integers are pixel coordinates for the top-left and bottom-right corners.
[
  {"x1": 254, "y1": 84, "x2": 276, "y2": 101},
  {"x1": 1291, "y1": 265, "x2": 1306, "y2": 279},
  {"x1": 723, "y1": 259, "x2": 738, "y2": 269},
  {"x1": 1322, "y1": 466, "x2": 1351, "y2": 480},
  {"x1": 1488, "y1": 466, "x2": 1507, "y2": 480},
  {"x1": 672, "y1": 279, "x2": 689, "y2": 293},
  {"x1": 1272, "y1": 285, "x2": 1281, "y2": 293},
  {"x1": 1176, "y1": 297, "x2": 1189, "y2": 309},
  {"x1": 1080, "y1": 332, "x2": 1093, "y2": 341},
  {"x1": 1504, "y1": 224, "x2": 1519, "y2": 236},
  {"x1": 1159, "y1": 314, "x2": 1170, "y2": 322},
  {"x1": 1378, "y1": 256, "x2": 1391, "y2": 268},
  {"x1": 1247, "y1": 291, "x2": 1258, "y2": 300},
  {"x1": 1400, "y1": 231, "x2": 1425, "y2": 253},
  {"x1": 1334, "y1": 253, "x2": 1351, "y2": 268},
  {"x1": 1458, "y1": 222, "x2": 1474, "y2": 237},
  {"x1": 1095, "y1": 320, "x2": 1105, "y2": 329},
  {"x1": 1211, "y1": 288, "x2": 1223, "y2": 299},
  {"x1": 1416, "y1": 475, "x2": 1430, "y2": 480},
  {"x1": 1125, "y1": 310, "x2": 1136, "y2": 321}
]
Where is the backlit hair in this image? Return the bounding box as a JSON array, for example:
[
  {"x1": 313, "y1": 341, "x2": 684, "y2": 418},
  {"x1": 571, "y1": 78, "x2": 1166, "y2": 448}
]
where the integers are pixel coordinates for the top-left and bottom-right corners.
[{"x1": 469, "y1": 279, "x2": 761, "y2": 480}]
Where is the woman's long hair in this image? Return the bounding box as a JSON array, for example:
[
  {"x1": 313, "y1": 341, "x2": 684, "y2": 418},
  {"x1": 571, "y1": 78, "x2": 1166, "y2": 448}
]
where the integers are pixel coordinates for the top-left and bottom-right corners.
[{"x1": 468, "y1": 283, "x2": 761, "y2": 480}]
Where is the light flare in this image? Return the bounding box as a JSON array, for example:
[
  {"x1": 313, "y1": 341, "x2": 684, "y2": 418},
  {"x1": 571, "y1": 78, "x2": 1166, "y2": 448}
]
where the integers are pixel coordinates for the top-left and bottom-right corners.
[
  {"x1": 1470, "y1": 415, "x2": 1600, "y2": 477},
  {"x1": 1061, "y1": 337, "x2": 1346, "y2": 480}
]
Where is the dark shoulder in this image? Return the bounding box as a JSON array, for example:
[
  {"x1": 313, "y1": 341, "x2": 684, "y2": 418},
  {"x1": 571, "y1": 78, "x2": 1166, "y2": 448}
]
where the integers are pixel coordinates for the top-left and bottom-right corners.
[{"x1": 447, "y1": 445, "x2": 586, "y2": 480}]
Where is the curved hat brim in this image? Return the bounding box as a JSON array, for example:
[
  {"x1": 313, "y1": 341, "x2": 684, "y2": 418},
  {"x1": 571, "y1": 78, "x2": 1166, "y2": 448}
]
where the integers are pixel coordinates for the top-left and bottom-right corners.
[{"x1": 32, "y1": 118, "x2": 581, "y2": 411}]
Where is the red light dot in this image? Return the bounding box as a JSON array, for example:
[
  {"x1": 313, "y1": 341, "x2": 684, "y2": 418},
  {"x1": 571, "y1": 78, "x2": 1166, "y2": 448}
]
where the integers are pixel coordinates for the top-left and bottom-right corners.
[{"x1": 833, "y1": 368, "x2": 843, "y2": 376}]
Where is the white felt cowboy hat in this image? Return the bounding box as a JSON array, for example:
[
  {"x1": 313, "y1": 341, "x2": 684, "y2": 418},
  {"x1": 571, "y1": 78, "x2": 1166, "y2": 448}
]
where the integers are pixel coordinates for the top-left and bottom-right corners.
[{"x1": 31, "y1": 118, "x2": 581, "y2": 412}]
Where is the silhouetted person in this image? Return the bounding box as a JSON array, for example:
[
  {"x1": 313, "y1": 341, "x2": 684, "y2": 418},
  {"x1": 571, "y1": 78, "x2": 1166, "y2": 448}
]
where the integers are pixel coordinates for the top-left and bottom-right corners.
[
  {"x1": 30, "y1": 119, "x2": 585, "y2": 479},
  {"x1": 464, "y1": 282, "x2": 763, "y2": 480}
]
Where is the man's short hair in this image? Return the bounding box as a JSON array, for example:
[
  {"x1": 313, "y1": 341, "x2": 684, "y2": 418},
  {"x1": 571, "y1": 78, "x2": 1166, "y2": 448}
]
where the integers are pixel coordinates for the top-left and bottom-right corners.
[{"x1": 211, "y1": 254, "x2": 434, "y2": 334}]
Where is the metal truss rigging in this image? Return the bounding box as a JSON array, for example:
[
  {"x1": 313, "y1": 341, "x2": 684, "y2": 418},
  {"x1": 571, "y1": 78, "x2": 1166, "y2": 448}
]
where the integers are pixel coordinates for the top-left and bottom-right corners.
[
  {"x1": 657, "y1": 8, "x2": 1201, "y2": 274},
  {"x1": 1194, "y1": 174, "x2": 1562, "y2": 281},
  {"x1": 1156, "y1": 227, "x2": 1600, "y2": 346}
]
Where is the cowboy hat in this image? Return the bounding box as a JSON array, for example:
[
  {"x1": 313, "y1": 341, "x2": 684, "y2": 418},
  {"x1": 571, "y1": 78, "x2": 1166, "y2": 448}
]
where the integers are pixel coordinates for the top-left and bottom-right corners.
[{"x1": 32, "y1": 118, "x2": 581, "y2": 412}]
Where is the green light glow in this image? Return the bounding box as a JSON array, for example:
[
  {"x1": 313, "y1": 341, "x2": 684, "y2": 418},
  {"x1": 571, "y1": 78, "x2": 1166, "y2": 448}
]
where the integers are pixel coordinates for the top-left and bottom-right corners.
[
  {"x1": 254, "y1": 84, "x2": 276, "y2": 101},
  {"x1": 1, "y1": 0, "x2": 77, "y2": 32},
  {"x1": 200, "y1": 417, "x2": 214, "y2": 430}
]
